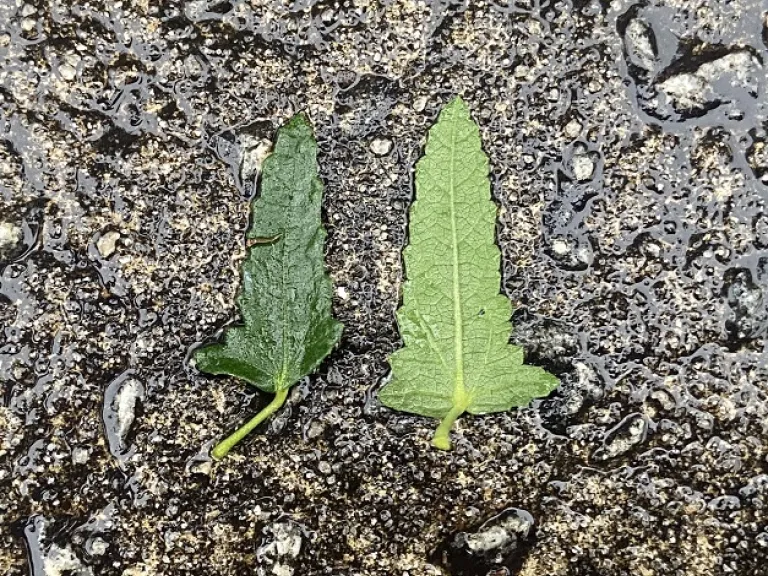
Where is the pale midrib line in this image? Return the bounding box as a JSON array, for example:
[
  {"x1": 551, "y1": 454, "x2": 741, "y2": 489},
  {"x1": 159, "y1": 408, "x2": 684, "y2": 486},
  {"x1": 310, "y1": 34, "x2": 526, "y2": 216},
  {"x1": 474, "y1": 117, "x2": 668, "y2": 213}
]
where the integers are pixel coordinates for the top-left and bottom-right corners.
[
  {"x1": 278, "y1": 157, "x2": 295, "y2": 388},
  {"x1": 447, "y1": 117, "x2": 467, "y2": 405},
  {"x1": 279, "y1": 226, "x2": 288, "y2": 386}
]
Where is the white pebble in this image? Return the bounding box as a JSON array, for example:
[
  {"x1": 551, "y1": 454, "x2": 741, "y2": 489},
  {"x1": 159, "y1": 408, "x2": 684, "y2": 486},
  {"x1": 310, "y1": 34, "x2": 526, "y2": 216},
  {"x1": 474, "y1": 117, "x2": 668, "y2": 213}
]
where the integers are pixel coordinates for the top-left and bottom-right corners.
[
  {"x1": 59, "y1": 63, "x2": 77, "y2": 81},
  {"x1": 412, "y1": 96, "x2": 428, "y2": 112},
  {"x1": 564, "y1": 119, "x2": 582, "y2": 139},
  {"x1": 72, "y1": 447, "x2": 90, "y2": 465},
  {"x1": 97, "y1": 231, "x2": 120, "y2": 258},
  {"x1": 571, "y1": 154, "x2": 595, "y2": 181},
  {"x1": 370, "y1": 138, "x2": 393, "y2": 156},
  {"x1": 0, "y1": 221, "x2": 22, "y2": 252},
  {"x1": 552, "y1": 239, "x2": 570, "y2": 255}
]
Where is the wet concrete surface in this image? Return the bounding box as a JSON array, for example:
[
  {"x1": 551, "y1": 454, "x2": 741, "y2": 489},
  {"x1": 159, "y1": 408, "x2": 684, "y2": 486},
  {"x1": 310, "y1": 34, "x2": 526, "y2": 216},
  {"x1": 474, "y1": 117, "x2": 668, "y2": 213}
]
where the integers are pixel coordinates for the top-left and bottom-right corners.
[{"x1": 1, "y1": 0, "x2": 768, "y2": 574}]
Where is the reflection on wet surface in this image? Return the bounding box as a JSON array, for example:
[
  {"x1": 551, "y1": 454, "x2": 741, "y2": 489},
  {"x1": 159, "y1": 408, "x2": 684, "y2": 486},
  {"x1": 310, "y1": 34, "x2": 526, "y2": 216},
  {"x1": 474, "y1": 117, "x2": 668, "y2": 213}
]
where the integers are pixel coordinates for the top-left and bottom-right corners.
[{"x1": 1, "y1": 0, "x2": 767, "y2": 574}]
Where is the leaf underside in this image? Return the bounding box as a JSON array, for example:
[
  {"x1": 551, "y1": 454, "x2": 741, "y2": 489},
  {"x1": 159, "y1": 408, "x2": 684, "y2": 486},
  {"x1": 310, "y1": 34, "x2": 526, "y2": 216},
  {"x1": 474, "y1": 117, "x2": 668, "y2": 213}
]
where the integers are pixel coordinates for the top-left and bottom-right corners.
[
  {"x1": 195, "y1": 114, "x2": 342, "y2": 395},
  {"x1": 379, "y1": 97, "x2": 559, "y2": 448}
]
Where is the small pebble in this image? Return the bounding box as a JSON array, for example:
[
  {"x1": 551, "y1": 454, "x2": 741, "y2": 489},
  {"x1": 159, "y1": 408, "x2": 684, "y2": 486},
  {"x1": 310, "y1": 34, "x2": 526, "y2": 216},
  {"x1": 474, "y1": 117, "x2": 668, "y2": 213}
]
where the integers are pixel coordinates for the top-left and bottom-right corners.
[
  {"x1": 564, "y1": 119, "x2": 582, "y2": 139},
  {"x1": 0, "y1": 221, "x2": 22, "y2": 258},
  {"x1": 59, "y1": 63, "x2": 77, "y2": 81},
  {"x1": 571, "y1": 153, "x2": 595, "y2": 181},
  {"x1": 72, "y1": 447, "x2": 90, "y2": 465},
  {"x1": 370, "y1": 138, "x2": 393, "y2": 156},
  {"x1": 88, "y1": 537, "x2": 109, "y2": 556},
  {"x1": 240, "y1": 137, "x2": 273, "y2": 182},
  {"x1": 412, "y1": 96, "x2": 428, "y2": 112},
  {"x1": 551, "y1": 238, "x2": 570, "y2": 255},
  {"x1": 97, "y1": 231, "x2": 120, "y2": 258}
]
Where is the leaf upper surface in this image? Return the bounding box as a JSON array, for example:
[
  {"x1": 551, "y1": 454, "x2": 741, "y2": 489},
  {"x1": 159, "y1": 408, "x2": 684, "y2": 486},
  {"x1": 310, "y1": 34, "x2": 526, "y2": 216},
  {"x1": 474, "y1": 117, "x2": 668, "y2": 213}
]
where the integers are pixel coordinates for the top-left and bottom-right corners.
[
  {"x1": 195, "y1": 114, "x2": 342, "y2": 394},
  {"x1": 379, "y1": 98, "x2": 559, "y2": 448}
]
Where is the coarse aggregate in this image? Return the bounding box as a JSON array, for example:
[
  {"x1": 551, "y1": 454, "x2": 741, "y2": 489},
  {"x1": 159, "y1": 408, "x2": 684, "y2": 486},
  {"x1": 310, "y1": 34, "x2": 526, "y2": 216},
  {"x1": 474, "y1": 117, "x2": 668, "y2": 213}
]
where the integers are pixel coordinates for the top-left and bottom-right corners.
[{"x1": 1, "y1": 1, "x2": 768, "y2": 575}]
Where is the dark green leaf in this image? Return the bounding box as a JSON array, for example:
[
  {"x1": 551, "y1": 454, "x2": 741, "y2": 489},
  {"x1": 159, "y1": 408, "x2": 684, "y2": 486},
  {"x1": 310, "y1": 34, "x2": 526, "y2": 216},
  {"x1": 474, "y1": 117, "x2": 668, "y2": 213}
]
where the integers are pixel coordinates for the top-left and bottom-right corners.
[{"x1": 195, "y1": 114, "x2": 342, "y2": 458}]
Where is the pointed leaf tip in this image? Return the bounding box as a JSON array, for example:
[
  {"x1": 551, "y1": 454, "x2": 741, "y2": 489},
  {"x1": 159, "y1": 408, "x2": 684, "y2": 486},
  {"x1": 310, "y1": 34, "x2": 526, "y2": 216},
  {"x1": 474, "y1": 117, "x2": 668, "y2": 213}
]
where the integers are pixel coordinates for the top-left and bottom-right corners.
[
  {"x1": 287, "y1": 112, "x2": 312, "y2": 128},
  {"x1": 445, "y1": 95, "x2": 469, "y2": 113},
  {"x1": 280, "y1": 114, "x2": 314, "y2": 141}
]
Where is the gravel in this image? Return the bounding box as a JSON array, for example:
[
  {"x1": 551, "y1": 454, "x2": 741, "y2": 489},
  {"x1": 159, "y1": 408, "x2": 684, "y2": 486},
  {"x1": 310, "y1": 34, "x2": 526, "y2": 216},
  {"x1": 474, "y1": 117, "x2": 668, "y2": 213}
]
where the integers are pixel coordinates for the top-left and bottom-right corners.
[{"x1": 1, "y1": 0, "x2": 767, "y2": 575}]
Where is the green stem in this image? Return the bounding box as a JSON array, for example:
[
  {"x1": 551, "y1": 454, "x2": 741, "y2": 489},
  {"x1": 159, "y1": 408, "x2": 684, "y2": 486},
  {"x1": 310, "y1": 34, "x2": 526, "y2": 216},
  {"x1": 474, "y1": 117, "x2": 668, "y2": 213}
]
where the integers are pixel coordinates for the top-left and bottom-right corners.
[
  {"x1": 211, "y1": 388, "x2": 289, "y2": 460},
  {"x1": 431, "y1": 403, "x2": 465, "y2": 450}
]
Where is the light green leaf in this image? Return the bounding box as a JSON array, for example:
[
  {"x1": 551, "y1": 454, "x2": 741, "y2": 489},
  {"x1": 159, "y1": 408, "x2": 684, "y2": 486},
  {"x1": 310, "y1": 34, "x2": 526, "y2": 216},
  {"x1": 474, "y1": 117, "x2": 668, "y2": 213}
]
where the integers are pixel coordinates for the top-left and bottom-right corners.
[
  {"x1": 380, "y1": 97, "x2": 559, "y2": 450},
  {"x1": 195, "y1": 114, "x2": 343, "y2": 459}
]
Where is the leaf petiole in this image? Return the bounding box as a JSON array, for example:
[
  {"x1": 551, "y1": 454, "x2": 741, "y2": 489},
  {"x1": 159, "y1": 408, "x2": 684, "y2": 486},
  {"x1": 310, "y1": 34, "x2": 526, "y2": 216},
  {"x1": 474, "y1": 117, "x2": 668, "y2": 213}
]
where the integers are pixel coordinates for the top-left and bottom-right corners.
[
  {"x1": 431, "y1": 402, "x2": 466, "y2": 450},
  {"x1": 211, "y1": 387, "x2": 289, "y2": 460}
]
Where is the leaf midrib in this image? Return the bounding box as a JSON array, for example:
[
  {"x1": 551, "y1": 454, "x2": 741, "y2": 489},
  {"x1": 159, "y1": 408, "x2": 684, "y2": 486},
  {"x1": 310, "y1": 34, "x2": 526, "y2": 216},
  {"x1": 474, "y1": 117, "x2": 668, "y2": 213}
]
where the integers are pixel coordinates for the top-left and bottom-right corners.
[
  {"x1": 279, "y1": 224, "x2": 288, "y2": 388},
  {"x1": 447, "y1": 111, "x2": 469, "y2": 410},
  {"x1": 278, "y1": 152, "x2": 297, "y2": 390}
]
